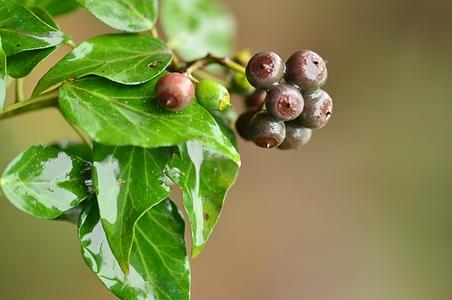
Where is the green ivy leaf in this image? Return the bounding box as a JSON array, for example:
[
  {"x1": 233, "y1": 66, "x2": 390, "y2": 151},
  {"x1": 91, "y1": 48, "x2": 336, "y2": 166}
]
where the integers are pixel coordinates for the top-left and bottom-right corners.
[
  {"x1": 33, "y1": 34, "x2": 171, "y2": 95},
  {"x1": 161, "y1": 0, "x2": 236, "y2": 60},
  {"x1": 0, "y1": 1, "x2": 66, "y2": 56},
  {"x1": 7, "y1": 7, "x2": 60, "y2": 78},
  {"x1": 0, "y1": 36, "x2": 6, "y2": 110},
  {"x1": 78, "y1": 0, "x2": 158, "y2": 32},
  {"x1": 211, "y1": 110, "x2": 238, "y2": 149},
  {"x1": 19, "y1": 0, "x2": 80, "y2": 16},
  {"x1": 167, "y1": 141, "x2": 239, "y2": 257},
  {"x1": 50, "y1": 140, "x2": 92, "y2": 162},
  {"x1": 58, "y1": 76, "x2": 240, "y2": 165},
  {"x1": 92, "y1": 143, "x2": 171, "y2": 273},
  {"x1": 0, "y1": 145, "x2": 90, "y2": 219},
  {"x1": 79, "y1": 199, "x2": 190, "y2": 300}
]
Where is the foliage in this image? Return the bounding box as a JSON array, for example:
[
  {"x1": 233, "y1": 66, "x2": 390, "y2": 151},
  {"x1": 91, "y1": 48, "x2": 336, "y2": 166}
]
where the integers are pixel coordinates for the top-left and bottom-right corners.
[{"x1": 0, "y1": 0, "x2": 240, "y2": 299}]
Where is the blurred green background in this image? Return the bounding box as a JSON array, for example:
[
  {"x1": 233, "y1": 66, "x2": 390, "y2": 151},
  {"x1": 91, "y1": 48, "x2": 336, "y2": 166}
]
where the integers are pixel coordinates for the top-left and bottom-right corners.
[{"x1": 1, "y1": 0, "x2": 452, "y2": 299}]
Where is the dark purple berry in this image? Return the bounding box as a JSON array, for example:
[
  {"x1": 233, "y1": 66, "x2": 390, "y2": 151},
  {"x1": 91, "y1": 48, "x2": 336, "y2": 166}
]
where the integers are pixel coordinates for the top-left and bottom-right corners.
[
  {"x1": 245, "y1": 51, "x2": 285, "y2": 89},
  {"x1": 265, "y1": 84, "x2": 304, "y2": 121},
  {"x1": 299, "y1": 89, "x2": 333, "y2": 129},
  {"x1": 278, "y1": 122, "x2": 312, "y2": 150},
  {"x1": 285, "y1": 50, "x2": 327, "y2": 91},
  {"x1": 245, "y1": 88, "x2": 267, "y2": 110},
  {"x1": 156, "y1": 73, "x2": 195, "y2": 111},
  {"x1": 250, "y1": 111, "x2": 286, "y2": 148},
  {"x1": 235, "y1": 110, "x2": 257, "y2": 141}
]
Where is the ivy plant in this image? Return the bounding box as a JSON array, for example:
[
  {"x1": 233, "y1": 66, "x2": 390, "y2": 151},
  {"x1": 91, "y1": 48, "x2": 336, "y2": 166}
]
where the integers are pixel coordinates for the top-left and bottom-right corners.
[
  {"x1": 0, "y1": 0, "x2": 333, "y2": 299},
  {"x1": 0, "y1": 1, "x2": 240, "y2": 299}
]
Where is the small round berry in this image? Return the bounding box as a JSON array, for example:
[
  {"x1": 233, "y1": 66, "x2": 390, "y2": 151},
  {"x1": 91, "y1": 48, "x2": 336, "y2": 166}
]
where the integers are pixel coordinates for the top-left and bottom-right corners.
[
  {"x1": 230, "y1": 72, "x2": 254, "y2": 95},
  {"x1": 156, "y1": 73, "x2": 195, "y2": 112},
  {"x1": 235, "y1": 110, "x2": 257, "y2": 141},
  {"x1": 195, "y1": 79, "x2": 231, "y2": 111},
  {"x1": 299, "y1": 89, "x2": 333, "y2": 129},
  {"x1": 278, "y1": 122, "x2": 312, "y2": 150},
  {"x1": 265, "y1": 84, "x2": 304, "y2": 121},
  {"x1": 250, "y1": 111, "x2": 286, "y2": 148},
  {"x1": 246, "y1": 51, "x2": 285, "y2": 89},
  {"x1": 245, "y1": 88, "x2": 267, "y2": 110},
  {"x1": 285, "y1": 50, "x2": 327, "y2": 91}
]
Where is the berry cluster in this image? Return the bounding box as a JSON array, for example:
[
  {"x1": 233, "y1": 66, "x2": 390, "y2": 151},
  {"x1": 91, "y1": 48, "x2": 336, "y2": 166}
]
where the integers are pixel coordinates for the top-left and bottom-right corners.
[{"x1": 236, "y1": 50, "x2": 333, "y2": 150}]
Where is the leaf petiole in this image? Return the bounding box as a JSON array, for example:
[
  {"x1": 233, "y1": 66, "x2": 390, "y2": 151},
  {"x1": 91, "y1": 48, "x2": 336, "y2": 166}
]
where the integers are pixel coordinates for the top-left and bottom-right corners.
[
  {"x1": 0, "y1": 89, "x2": 59, "y2": 121},
  {"x1": 15, "y1": 78, "x2": 25, "y2": 102}
]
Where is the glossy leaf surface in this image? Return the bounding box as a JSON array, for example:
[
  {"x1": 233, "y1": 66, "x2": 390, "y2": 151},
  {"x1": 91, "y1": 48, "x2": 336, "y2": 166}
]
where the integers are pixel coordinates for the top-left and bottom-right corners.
[
  {"x1": 92, "y1": 144, "x2": 171, "y2": 272},
  {"x1": 167, "y1": 141, "x2": 239, "y2": 257},
  {"x1": 161, "y1": 0, "x2": 236, "y2": 60},
  {"x1": 58, "y1": 76, "x2": 240, "y2": 164},
  {"x1": 78, "y1": 0, "x2": 158, "y2": 32},
  {"x1": 19, "y1": 0, "x2": 80, "y2": 15},
  {"x1": 7, "y1": 7, "x2": 59, "y2": 78},
  {"x1": 0, "y1": 36, "x2": 6, "y2": 110},
  {"x1": 0, "y1": 1, "x2": 66, "y2": 56},
  {"x1": 0, "y1": 145, "x2": 90, "y2": 219},
  {"x1": 34, "y1": 34, "x2": 171, "y2": 95},
  {"x1": 79, "y1": 199, "x2": 190, "y2": 300},
  {"x1": 51, "y1": 140, "x2": 92, "y2": 162}
]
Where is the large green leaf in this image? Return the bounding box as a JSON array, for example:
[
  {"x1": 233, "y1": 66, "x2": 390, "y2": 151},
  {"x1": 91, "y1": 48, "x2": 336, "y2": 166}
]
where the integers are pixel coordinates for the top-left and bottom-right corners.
[
  {"x1": 19, "y1": 0, "x2": 80, "y2": 16},
  {"x1": 0, "y1": 1, "x2": 66, "y2": 56},
  {"x1": 78, "y1": 0, "x2": 158, "y2": 32},
  {"x1": 0, "y1": 145, "x2": 90, "y2": 219},
  {"x1": 161, "y1": 0, "x2": 236, "y2": 60},
  {"x1": 92, "y1": 143, "x2": 171, "y2": 273},
  {"x1": 0, "y1": 36, "x2": 6, "y2": 110},
  {"x1": 79, "y1": 199, "x2": 190, "y2": 300},
  {"x1": 33, "y1": 34, "x2": 171, "y2": 95},
  {"x1": 167, "y1": 141, "x2": 239, "y2": 257},
  {"x1": 58, "y1": 76, "x2": 240, "y2": 165},
  {"x1": 7, "y1": 7, "x2": 59, "y2": 78}
]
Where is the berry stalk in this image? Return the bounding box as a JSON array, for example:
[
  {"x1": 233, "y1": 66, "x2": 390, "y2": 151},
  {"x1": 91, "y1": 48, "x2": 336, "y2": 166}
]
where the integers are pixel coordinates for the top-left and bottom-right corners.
[{"x1": 184, "y1": 53, "x2": 246, "y2": 75}]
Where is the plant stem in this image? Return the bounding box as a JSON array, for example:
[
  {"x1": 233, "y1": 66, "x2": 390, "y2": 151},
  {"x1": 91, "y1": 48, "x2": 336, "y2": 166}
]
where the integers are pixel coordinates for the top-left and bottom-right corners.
[
  {"x1": 15, "y1": 78, "x2": 25, "y2": 102},
  {"x1": 0, "y1": 90, "x2": 59, "y2": 121},
  {"x1": 193, "y1": 69, "x2": 227, "y2": 86},
  {"x1": 150, "y1": 27, "x2": 159, "y2": 38},
  {"x1": 185, "y1": 53, "x2": 246, "y2": 74}
]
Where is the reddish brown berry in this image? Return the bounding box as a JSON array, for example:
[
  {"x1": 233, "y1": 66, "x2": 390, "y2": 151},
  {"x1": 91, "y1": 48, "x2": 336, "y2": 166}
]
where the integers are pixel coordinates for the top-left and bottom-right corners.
[
  {"x1": 245, "y1": 89, "x2": 267, "y2": 110},
  {"x1": 285, "y1": 50, "x2": 327, "y2": 91},
  {"x1": 245, "y1": 51, "x2": 285, "y2": 89},
  {"x1": 265, "y1": 84, "x2": 304, "y2": 121},
  {"x1": 250, "y1": 111, "x2": 286, "y2": 148},
  {"x1": 235, "y1": 111, "x2": 257, "y2": 141},
  {"x1": 299, "y1": 89, "x2": 333, "y2": 129},
  {"x1": 278, "y1": 122, "x2": 312, "y2": 150},
  {"x1": 156, "y1": 73, "x2": 195, "y2": 112}
]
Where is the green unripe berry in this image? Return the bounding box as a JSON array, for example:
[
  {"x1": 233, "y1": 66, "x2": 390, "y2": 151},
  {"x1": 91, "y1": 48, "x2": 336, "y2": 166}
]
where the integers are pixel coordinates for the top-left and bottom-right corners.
[
  {"x1": 195, "y1": 80, "x2": 231, "y2": 111},
  {"x1": 230, "y1": 72, "x2": 254, "y2": 95}
]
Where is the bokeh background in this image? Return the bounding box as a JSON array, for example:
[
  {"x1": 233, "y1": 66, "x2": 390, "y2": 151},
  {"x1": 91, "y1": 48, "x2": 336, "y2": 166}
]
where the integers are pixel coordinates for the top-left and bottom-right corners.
[{"x1": 1, "y1": 0, "x2": 452, "y2": 299}]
